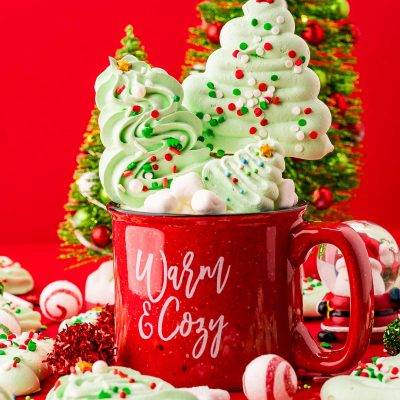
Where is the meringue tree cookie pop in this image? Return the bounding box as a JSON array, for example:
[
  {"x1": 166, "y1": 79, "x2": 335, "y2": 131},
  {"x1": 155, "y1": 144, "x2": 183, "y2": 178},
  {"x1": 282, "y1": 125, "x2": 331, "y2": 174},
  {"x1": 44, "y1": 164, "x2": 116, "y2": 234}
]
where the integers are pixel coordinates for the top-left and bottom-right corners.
[
  {"x1": 182, "y1": 0, "x2": 333, "y2": 160},
  {"x1": 96, "y1": 55, "x2": 210, "y2": 208}
]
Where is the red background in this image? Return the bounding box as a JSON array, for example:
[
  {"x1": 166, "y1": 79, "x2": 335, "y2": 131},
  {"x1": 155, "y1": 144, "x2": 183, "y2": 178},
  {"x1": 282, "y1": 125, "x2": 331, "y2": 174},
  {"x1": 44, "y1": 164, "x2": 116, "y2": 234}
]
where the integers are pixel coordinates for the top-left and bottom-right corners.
[{"x1": 0, "y1": 0, "x2": 399, "y2": 246}]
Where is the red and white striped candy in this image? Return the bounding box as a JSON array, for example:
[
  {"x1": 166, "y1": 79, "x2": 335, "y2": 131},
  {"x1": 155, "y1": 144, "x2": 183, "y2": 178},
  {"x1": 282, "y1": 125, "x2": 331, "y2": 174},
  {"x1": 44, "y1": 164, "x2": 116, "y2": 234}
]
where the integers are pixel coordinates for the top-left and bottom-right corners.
[
  {"x1": 243, "y1": 354, "x2": 297, "y2": 400},
  {"x1": 39, "y1": 281, "x2": 82, "y2": 322}
]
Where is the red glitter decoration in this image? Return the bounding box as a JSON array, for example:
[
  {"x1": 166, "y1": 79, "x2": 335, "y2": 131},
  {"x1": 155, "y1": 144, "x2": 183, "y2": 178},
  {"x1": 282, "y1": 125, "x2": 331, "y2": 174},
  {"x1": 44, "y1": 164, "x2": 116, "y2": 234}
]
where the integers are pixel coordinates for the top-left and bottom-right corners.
[
  {"x1": 151, "y1": 110, "x2": 160, "y2": 119},
  {"x1": 264, "y1": 43, "x2": 273, "y2": 51},
  {"x1": 235, "y1": 69, "x2": 244, "y2": 79},
  {"x1": 46, "y1": 305, "x2": 115, "y2": 377},
  {"x1": 302, "y1": 20, "x2": 325, "y2": 46}
]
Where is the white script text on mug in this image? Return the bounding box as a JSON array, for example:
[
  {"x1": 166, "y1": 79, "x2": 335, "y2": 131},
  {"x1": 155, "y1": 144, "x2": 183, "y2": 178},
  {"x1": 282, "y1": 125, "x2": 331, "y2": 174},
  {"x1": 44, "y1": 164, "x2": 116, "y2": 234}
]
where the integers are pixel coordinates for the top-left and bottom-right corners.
[{"x1": 132, "y1": 249, "x2": 231, "y2": 359}]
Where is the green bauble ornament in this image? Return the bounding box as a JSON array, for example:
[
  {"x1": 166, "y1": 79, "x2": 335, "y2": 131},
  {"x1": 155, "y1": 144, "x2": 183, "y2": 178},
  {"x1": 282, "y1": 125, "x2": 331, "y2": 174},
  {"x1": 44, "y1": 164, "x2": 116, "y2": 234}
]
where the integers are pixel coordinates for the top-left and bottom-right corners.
[
  {"x1": 383, "y1": 318, "x2": 400, "y2": 356},
  {"x1": 314, "y1": 68, "x2": 328, "y2": 89},
  {"x1": 331, "y1": 0, "x2": 350, "y2": 18},
  {"x1": 72, "y1": 209, "x2": 90, "y2": 227},
  {"x1": 99, "y1": 187, "x2": 110, "y2": 204}
]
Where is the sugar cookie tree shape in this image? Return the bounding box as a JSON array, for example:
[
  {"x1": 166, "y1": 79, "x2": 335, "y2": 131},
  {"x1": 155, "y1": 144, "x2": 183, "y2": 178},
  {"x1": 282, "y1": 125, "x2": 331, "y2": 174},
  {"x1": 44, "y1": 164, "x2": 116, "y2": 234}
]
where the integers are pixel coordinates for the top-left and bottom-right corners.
[
  {"x1": 58, "y1": 26, "x2": 148, "y2": 263},
  {"x1": 183, "y1": 0, "x2": 332, "y2": 161},
  {"x1": 181, "y1": 0, "x2": 363, "y2": 220},
  {"x1": 96, "y1": 56, "x2": 210, "y2": 209}
]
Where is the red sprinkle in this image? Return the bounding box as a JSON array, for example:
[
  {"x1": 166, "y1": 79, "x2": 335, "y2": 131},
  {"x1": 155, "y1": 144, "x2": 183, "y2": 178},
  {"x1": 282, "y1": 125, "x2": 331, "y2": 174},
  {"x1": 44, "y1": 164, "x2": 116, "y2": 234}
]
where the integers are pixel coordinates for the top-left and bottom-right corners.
[
  {"x1": 132, "y1": 105, "x2": 142, "y2": 113},
  {"x1": 143, "y1": 186, "x2": 149, "y2": 192},
  {"x1": 8, "y1": 335, "x2": 16, "y2": 340},
  {"x1": 360, "y1": 372, "x2": 369, "y2": 377},
  {"x1": 249, "y1": 127, "x2": 257, "y2": 135},
  {"x1": 150, "y1": 383, "x2": 157, "y2": 390},
  {"x1": 0, "y1": 344, "x2": 6, "y2": 349},
  {"x1": 54, "y1": 380, "x2": 61, "y2": 389},
  {"x1": 304, "y1": 107, "x2": 313, "y2": 114},
  {"x1": 169, "y1": 147, "x2": 182, "y2": 155},
  {"x1": 295, "y1": 58, "x2": 303, "y2": 66},
  {"x1": 150, "y1": 156, "x2": 157, "y2": 162},
  {"x1": 258, "y1": 83, "x2": 268, "y2": 92},
  {"x1": 235, "y1": 69, "x2": 244, "y2": 79},
  {"x1": 237, "y1": 110, "x2": 243, "y2": 116},
  {"x1": 216, "y1": 107, "x2": 224, "y2": 114},
  {"x1": 116, "y1": 85, "x2": 126, "y2": 95},
  {"x1": 273, "y1": 97, "x2": 280, "y2": 104},
  {"x1": 228, "y1": 103, "x2": 236, "y2": 111},
  {"x1": 18, "y1": 345, "x2": 27, "y2": 350},
  {"x1": 129, "y1": 378, "x2": 136, "y2": 383},
  {"x1": 288, "y1": 50, "x2": 297, "y2": 58},
  {"x1": 257, "y1": 0, "x2": 274, "y2": 2},
  {"x1": 254, "y1": 107, "x2": 263, "y2": 117},
  {"x1": 264, "y1": 43, "x2": 273, "y2": 51},
  {"x1": 118, "y1": 371, "x2": 128, "y2": 378},
  {"x1": 260, "y1": 119, "x2": 269, "y2": 126},
  {"x1": 232, "y1": 50, "x2": 240, "y2": 58},
  {"x1": 152, "y1": 164, "x2": 159, "y2": 171},
  {"x1": 309, "y1": 131, "x2": 319, "y2": 139},
  {"x1": 164, "y1": 153, "x2": 173, "y2": 161},
  {"x1": 172, "y1": 165, "x2": 177, "y2": 173},
  {"x1": 163, "y1": 178, "x2": 169, "y2": 188},
  {"x1": 265, "y1": 96, "x2": 272, "y2": 103},
  {"x1": 392, "y1": 367, "x2": 399, "y2": 374},
  {"x1": 232, "y1": 178, "x2": 239, "y2": 184},
  {"x1": 120, "y1": 392, "x2": 127, "y2": 399},
  {"x1": 151, "y1": 110, "x2": 160, "y2": 119}
]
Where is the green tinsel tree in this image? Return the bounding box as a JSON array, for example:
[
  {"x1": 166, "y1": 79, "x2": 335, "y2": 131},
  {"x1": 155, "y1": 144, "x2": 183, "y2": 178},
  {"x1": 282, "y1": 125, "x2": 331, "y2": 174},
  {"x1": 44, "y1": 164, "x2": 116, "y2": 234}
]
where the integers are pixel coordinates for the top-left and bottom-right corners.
[
  {"x1": 181, "y1": 0, "x2": 363, "y2": 220},
  {"x1": 58, "y1": 26, "x2": 148, "y2": 264}
]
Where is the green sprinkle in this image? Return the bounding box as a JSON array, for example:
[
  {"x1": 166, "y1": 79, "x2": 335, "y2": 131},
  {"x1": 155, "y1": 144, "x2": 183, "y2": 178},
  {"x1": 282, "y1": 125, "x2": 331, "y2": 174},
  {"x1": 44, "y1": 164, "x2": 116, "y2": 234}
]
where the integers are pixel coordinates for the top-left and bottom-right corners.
[
  {"x1": 112, "y1": 387, "x2": 119, "y2": 393},
  {"x1": 217, "y1": 149, "x2": 225, "y2": 157},
  {"x1": 371, "y1": 356, "x2": 379, "y2": 364},
  {"x1": 251, "y1": 18, "x2": 258, "y2": 26},
  {"x1": 204, "y1": 129, "x2": 214, "y2": 137},
  {"x1": 246, "y1": 171, "x2": 251, "y2": 176},
  {"x1": 123, "y1": 388, "x2": 132, "y2": 395},
  {"x1": 300, "y1": 55, "x2": 306, "y2": 62},
  {"x1": 142, "y1": 127, "x2": 153, "y2": 138},
  {"x1": 226, "y1": 197, "x2": 231, "y2": 202},
  {"x1": 233, "y1": 88, "x2": 241, "y2": 96},
  {"x1": 196, "y1": 112, "x2": 204, "y2": 119},
  {"x1": 143, "y1": 163, "x2": 152, "y2": 173},
  {"x1": 271, "y1": 74, "x2": 279, "y2": 81},
  {"x1": 307, "y1": 277, "x2": 312, "y2": 282},
  {"x1": 15, "y1": 308, "x2": 21, "y2": 314},
  {"x1": 264, "y1": 23, "x2": 272, "y2": 30},
  {"x1": 151, "y1": 182, "x2": 159, "y2": 189},
  {"x1": 206, "y1": 143, "x2": 214, "y2": 151},
  {"x1": 126, "y1": 162, "x2": 137, "y2": 171},
  {"x1": 240, "y1": 42, "x2": 248, "y2": 50},
  {"x1": 354, "y1": 369, "x2": 362, "y2": 376},
  {"x1": 165, "y1": 138, "x2": 180, "y2": 147},
  {"x1": 210, "y1": 119, "x2": 218, "y2": 127},
  {"x1": 209, "y1": 90, "x2": 217, "y2": 98},
  {"x1": 204, "y1": 176, "x2": 209, "y2": 181},
  {"x1": 253, "y1": 168, "x2": 258, "y2": 174},
  {"x1": 207, "y1": 82, "x2": 215, "y2": 89},
  {"x1": 316, "y1": 281, "x2": 322, "y2": 286},
  {"x1": 303, "y1": 384, "x2": 311, "y2": 389},
  {"x1": 218, "y1": 116, "x2": 225, "y2": 123},
  {"x1": 240, "y1": 107, "x2": 249, "y2": 115},
  {"x1": 260, "y1": 101, "x2": 268, "y2": 110},
  {"x1": 298, "y1": 119, "x2": 307, "y2": 126},
  {"x1": 198, "y1": 136, "x2": 205, "y2": 142},
  {"x1": 0, "y1": 350, "x2": 5, "y2": 355},
  {"x1": 173, "y1": 95, "x2": 180, "y2": 102},
  {"x1": 320, "y1": 342, "x2": 333, "y2": 349},
  {"x1": 28, "y1": 340, "x2": 37, "y2": 352},
  {"x1": 98, "y1": 390, "x2": 112, "y2": 399}
]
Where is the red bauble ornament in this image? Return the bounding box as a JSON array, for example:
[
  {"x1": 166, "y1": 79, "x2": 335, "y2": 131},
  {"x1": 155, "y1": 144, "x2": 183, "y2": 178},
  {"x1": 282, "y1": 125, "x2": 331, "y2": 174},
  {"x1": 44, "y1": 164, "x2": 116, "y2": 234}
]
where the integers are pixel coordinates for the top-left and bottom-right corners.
[
  {"x1": 312, "y1": 187, "x2": 334, "y2": 210},
  {"x1": 91, "y1": 225, "x2": 111, "y2": 248},
  {"x1": 352, "y1": 122, "x2": 366, "y2": 142},
  {"x1": 206, "y1": 22, "x2": 224, "y2": 45},
  {"x1": 329, "y1": 93, "x2": 349, "y2": 115},
  {"x1": 302, "y1": 21, "x2": 325, "y2": 46}
]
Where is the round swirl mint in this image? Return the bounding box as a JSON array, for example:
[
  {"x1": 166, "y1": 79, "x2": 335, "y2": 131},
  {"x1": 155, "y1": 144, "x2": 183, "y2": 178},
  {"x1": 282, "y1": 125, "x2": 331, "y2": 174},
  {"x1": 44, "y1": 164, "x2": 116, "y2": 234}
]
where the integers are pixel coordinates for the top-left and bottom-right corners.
[
  {"x1": 203, "y1": 138, "x2": 297, "y2": 213},
  {"x1": 96, "y1": 55, "x2": 210, "y2": 208},
  {"x1": 182, "y1": 0, "x2": 332, "y2": 160}
]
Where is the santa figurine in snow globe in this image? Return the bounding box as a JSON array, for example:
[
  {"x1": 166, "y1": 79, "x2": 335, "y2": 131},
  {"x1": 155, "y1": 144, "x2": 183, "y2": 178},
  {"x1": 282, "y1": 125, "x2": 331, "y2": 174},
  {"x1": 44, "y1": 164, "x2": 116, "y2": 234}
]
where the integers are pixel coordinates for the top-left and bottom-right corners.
[{"x1": 317, "y1": 220, "x2": 400, "y2": 344}]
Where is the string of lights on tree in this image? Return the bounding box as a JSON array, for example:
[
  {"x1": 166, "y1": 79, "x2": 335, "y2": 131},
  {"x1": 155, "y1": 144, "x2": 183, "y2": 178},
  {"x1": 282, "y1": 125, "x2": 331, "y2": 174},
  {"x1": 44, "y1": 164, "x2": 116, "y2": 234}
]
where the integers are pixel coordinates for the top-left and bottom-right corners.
[{"x1": 182, "y1": 0, "x2": 364, "y2": 220}]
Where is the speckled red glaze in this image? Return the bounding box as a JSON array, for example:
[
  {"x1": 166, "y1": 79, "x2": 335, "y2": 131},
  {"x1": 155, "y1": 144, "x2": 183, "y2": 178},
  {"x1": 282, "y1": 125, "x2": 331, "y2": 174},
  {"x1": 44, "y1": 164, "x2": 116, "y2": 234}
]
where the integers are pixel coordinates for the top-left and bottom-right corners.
[{"x1": 109, "y1": 204, "x2": 374, "y2": 390}]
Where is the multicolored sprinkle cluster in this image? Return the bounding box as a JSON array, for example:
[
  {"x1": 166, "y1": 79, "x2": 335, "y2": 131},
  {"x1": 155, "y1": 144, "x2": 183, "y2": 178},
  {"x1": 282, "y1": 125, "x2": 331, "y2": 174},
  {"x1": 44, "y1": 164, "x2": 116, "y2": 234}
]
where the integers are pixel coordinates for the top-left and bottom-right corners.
[
  {"x1": 352, "y1": 356, "x2": 400, "y2": 383},
  {"x1": 302, "y1": 277, "x2": 323, "y2": 294}
]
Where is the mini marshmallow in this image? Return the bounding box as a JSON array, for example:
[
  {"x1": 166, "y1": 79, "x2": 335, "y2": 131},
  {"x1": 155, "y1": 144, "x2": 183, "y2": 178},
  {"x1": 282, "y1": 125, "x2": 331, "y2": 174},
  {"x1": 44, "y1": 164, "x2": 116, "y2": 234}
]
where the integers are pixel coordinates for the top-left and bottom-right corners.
[
  {"x1": 191, "y1": 190, "x2": 226, "y2": 215},
  {"x1": 143, "y1": 189, "x2": 180, "y2": 214},
  {"x1": 277, "y1": 179, "x2": 298, "y2": 209},
  {"x1": 170, "y1": 172, "x2": 204, "y2": 202},
  {"x1": 180, "y1": 387, "x2": 230, "y2": 400}
]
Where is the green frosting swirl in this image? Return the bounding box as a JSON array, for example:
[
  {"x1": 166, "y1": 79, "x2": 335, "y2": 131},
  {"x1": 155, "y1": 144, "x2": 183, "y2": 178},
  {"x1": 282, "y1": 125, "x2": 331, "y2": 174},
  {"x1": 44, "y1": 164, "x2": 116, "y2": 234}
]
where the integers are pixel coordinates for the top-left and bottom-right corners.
[
  {"x1": 96, "y1": 55, "x2": 210, "y2": 208},
  {"x1": 182, "y1": 0, "x2": 332, "y2": 160},
  {"x1": 46, "y1": 363, "x2": 198, "y2": 400},
  {"x1": 203, "y1": 139, "x2": 294, "y2": 212}
]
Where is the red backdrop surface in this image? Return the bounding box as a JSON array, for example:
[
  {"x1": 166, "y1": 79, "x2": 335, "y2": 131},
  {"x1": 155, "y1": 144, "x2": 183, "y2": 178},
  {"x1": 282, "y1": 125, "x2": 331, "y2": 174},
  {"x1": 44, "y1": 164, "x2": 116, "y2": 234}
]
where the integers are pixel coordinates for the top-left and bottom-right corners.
[{"x1": 0, "y1": 0, "x2": 399, "y2": 246}]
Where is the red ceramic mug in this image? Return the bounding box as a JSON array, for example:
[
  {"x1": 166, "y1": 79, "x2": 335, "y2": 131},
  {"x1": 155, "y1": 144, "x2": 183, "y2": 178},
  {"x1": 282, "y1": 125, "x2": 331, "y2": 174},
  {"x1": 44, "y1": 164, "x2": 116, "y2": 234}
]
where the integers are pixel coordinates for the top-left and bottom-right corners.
[{"x1": 108, "y1": 203, "x2": 373, "y2": 390}]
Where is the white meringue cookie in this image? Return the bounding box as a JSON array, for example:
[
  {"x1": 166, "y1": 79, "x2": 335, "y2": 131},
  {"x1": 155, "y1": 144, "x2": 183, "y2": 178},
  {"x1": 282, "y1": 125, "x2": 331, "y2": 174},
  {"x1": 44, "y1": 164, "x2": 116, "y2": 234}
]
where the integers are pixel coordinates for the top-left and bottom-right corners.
[
  {"x1": 191, "y1": 190, "x2": 226, "y2": 215},
  {"x1": 170, "y1": 172, "x2": 204, "y2": 202},
  {"x1": 85, "y1": 260, "x2": 115, "y2": 307},
  {"x1": 143, "y1": 189, "x2": 180, "y2": 214}
]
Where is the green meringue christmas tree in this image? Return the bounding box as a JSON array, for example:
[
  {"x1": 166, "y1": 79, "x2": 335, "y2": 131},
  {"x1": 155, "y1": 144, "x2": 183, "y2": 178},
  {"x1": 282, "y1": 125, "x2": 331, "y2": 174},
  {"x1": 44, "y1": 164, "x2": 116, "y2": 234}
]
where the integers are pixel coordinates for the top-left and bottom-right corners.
[
  {"x1": 58, "y1": 26, "x2": 148, "y2": 263},
  {"x1": 96, "y1": 55, "x2": 210, "y2": 209},
  {"x1": 183, "y1": 0, "x2": 332, "y2": 162}
]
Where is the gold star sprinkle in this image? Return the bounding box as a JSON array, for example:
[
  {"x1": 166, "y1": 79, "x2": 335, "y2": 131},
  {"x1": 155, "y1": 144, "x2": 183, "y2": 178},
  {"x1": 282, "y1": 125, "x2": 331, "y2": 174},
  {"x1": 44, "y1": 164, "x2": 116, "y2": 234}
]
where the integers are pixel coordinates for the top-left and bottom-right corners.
[
  {"x1": 117, "y1": 59, "x2": 132, "y2": 72},
  {"x1": 260, "y1": 144, "x2": 274, "y2": 158},
  {"x1": 77, "y1": 361, "x2": 93, "y2": 373}
]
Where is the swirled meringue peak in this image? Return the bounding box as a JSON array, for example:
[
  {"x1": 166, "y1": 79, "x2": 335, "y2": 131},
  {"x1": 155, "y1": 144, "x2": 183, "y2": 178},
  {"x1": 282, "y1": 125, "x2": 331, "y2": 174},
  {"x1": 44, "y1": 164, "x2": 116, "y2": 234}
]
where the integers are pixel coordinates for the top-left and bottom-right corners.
[
  {"x1": 96, "y1": 55, "x2": 210, "y2": 208},
  {"x1": 203, "y1": 138, "x2": 298, "y2": 213},
  {"x1": 182, "y1": 0, "x2": 333, "y2": 160}
]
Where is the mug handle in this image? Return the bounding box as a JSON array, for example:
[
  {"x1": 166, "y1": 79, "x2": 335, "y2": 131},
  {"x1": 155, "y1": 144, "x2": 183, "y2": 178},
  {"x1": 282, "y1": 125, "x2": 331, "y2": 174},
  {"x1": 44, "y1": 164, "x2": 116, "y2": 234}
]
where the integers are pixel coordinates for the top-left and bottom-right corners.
[{"x1": 289, "y1": 222, "x2": 374, "y2": 373}]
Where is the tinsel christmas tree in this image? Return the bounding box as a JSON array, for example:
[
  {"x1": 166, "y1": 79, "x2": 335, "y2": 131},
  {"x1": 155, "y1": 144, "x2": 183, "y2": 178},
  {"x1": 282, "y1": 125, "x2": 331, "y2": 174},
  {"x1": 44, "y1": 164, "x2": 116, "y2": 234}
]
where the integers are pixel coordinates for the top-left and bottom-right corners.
[
  {"x1": 58, "y1": 26, "x2": 148, "y2": 263},
  {"x1": 182, "y1": 0, "x2": 363, "y2": 220}
]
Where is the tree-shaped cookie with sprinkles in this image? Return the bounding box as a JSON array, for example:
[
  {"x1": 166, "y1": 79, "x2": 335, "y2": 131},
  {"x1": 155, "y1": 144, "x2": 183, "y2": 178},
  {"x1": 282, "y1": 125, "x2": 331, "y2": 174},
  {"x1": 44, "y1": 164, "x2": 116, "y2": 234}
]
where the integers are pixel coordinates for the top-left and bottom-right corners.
[
  {"x1": 95, "y1": 55, "x2": 210, "y2": 208},
  {"x1": 182, "y1": 0, "x2": 333, "y2": 160}
]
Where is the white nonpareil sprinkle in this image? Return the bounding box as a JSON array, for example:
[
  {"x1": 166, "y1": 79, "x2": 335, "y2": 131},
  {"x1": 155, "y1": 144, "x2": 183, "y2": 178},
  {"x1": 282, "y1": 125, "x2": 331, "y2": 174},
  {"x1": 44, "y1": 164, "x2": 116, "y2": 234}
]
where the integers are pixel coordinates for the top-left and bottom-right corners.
[
  {"x1": 248, "y1": 77, "x2": 257, "y2": 86},
  {"x1": 145, "y1": 79, "x2": 153, "y2": 87},
  {"x1": 203, "y1": 114, "x2": 211, "y2": 122},
  {"x1": 290, "y1": 124, "x2": 300, "y2": 132},
  {"x1": 245, "y1": 90, "x2": 253, "y2": 99},
  {"x1": 296, "y1": 131, "x2": 305, "y2": 141},
  {"x1": 253, "y1": 35, "x2": 262, "y2": 43},
  {"x1": 128, "y1": 179, "x2": 144, "y2": 193},
  {"x1": 240, "y1": 55, "x2": 250, "y2": 64},
  {"x1": 144, "y1": 172, "x2": 153, "y2": 180},
  {"x1": 291, "y1": 106, "x2": 301, "y2": 115},
  {"x1": 256, "y1": 47, "x2": 265, "y2": 56},
  {"x1": 285, "y1": 60, "x2": 294, "y2": 68},
  {"x1": 216, "y1": 90, "x2": 224, "y2": 98},
  {"x1": 276, "y1": 16, "x2": 285, "y2": 24},
  {"x1": 259, "y1": 129, "x2": 268, "y2": 138},
  {"x1": 272, "y1": 27, "x2": 280, "y2": 35},
  {"x1": 253, "y1": 89, "x2": 261, "y2": 97},
  {"x1": 295, "y1": 144, "x2": 304, "y2": 153},
  {"x1": 247, "y1": 99, "x2": 255, "y2": 108},
  {"x1": 294, "y1": 66, "x2": 303, "y2": 74}
]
